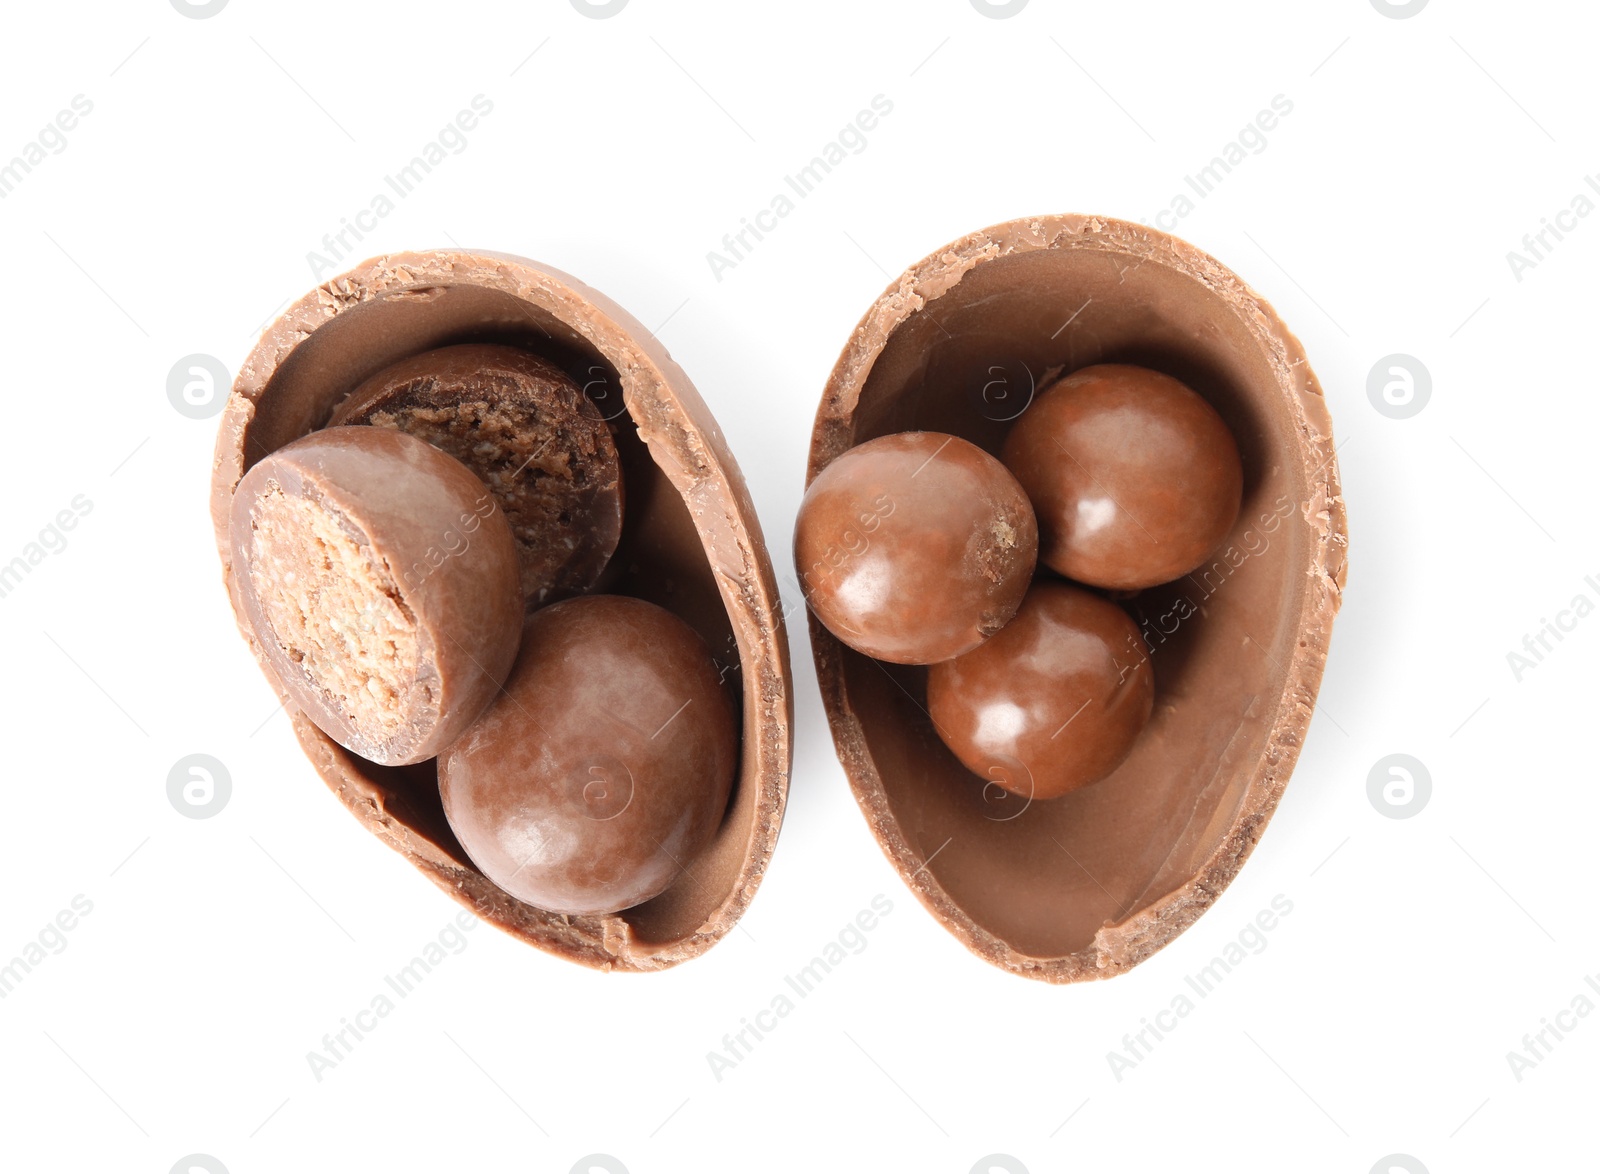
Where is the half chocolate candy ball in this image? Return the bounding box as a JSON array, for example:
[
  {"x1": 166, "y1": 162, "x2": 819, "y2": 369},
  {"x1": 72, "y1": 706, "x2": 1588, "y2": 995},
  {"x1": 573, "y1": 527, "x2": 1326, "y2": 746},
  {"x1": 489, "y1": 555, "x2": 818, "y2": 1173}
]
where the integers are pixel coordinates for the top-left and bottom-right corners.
[
  {"x1": 803, "y1": 214, "x2": 1347, "y2": 982},
  {"x1": 229, "y1": 425, "x2": 524, "y2": 767},
  {"x1": 214, "y1": 250, "x2": 791, "y2": 971}
]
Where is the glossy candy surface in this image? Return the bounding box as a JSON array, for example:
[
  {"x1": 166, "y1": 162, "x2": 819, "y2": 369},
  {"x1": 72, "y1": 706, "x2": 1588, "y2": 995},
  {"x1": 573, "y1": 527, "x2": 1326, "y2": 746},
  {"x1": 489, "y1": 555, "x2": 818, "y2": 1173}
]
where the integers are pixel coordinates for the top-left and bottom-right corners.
[
  {"x1": 927, "y1": 581, "x2": 1154, "y2": 800},
  {"x1": 794, "y1": 431, "x2": 1037, "y2": 665},
  {"x1": 439, "y1": 594, "x2": 738, "y2": 917},
  {"x1": 1002, "y1": 363, "x2": 1243, "y2": 591}
]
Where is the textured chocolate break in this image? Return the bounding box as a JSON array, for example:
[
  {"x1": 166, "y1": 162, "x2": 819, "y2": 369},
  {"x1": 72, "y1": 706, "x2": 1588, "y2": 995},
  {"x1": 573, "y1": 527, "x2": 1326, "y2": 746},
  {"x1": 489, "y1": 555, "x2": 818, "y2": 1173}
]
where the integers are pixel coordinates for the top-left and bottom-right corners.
[
  {"x1": 247, "y1": 483, "x2": 423, "y2": 742},
  {"x1": 229, "y1": 426, "x2": 523, "y2": 768},
  {"x1": 333, "y1": 343, "x2": 623, "y2": 607}
]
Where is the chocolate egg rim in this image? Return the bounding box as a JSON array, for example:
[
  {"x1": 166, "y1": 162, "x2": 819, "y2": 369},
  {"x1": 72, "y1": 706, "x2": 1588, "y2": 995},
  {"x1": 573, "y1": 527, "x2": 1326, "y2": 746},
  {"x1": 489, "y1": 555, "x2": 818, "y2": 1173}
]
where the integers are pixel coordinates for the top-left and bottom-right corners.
[
  {"x1": 806, "y1": 213, "x2": 1348, "y2": 983},
  {"x1": 212, "y1": 249, "x2": 792, "y2": 972}
]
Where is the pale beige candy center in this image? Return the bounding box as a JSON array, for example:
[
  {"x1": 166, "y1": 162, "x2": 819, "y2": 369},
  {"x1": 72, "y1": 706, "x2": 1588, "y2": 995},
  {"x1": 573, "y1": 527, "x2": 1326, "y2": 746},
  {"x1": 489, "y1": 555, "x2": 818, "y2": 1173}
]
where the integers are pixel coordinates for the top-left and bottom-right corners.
[{"x1": 248, "y1": 485, "x2": 421, "y2": 740}]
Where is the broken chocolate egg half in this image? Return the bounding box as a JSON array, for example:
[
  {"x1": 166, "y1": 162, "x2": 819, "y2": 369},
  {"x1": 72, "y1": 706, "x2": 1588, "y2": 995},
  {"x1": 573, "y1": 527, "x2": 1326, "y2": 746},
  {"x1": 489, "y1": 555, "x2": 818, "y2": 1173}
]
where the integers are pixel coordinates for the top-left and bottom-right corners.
[
  {"x1": 213, "y1": 250, "x2": 791, "y2": 971},
  {"x1": 804, "y1": 214, "x2": 1347, "y2": 982}
]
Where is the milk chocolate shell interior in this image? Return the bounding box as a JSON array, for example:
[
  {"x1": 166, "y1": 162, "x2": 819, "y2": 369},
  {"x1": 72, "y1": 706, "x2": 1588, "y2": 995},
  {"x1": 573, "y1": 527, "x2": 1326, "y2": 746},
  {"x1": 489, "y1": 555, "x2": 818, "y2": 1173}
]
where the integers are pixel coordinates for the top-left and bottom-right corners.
[
  {"x1": 806, "y1": 215, "x2": 1347, "y2": 982},
  {"x1": 213, "y1": 251, "x2": 791, "y2": 971}
]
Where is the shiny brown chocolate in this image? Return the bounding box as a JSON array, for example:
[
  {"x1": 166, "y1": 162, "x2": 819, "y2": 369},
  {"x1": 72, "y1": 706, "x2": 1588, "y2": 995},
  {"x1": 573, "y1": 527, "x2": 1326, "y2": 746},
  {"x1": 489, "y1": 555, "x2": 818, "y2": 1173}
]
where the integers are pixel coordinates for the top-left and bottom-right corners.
[
  {"x1": 1002, "y1": 363, "x2": 1243, "y2": 591},
  {"x1": 212, "y1": 250, "x2": 791, "y2": 972},
  {"x1": 331, "y1": 343, "x2": 623, "y2": 607},
  {"x1": 439, "y1": 595, "x2": 737, "y2": 917},
  {"x1": 927, "y1": 581, "x2": 1153, "y2": 801},
  {"x1": 230, "y1": 426, "x2": 522, "y2": 766},
  {"x1": 807, "y1": 214, "x2": 1347, "y2": 982},
  {"x1": 793, "y1": 431, "x2": 1037, "y2": 664}
]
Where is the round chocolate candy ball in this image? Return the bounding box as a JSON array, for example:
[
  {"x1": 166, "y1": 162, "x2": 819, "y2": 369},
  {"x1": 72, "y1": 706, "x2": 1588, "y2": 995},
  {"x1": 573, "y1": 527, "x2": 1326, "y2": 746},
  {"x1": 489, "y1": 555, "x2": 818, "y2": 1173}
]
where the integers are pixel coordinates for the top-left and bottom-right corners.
[
  {"x1": 230, "y1": 425, "x2": 523, "y2": 767},
  {"x1": 1001, "y1": 364, "x2": 1243, "y2": 591},
  {"x1": 794, "y1": 431, "x2": 1038, "y2": 665},
  {"x1": 331, "y1": 344, "x2": 624, "y2": 608},
  {"x1": 439, "y1": 594, "x2": 738, "y2": 917},
  {"x1": 926, "y1": 581, "x2": 1154, "y2": 800}
]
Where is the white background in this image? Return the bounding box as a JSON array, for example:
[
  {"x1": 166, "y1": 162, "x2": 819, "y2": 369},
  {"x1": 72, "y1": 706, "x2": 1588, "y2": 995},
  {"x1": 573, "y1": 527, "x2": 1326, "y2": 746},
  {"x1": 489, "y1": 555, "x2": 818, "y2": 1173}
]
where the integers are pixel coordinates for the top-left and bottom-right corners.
[{"x1": 0, "y1": 1, "x2": 1593, "y2": 1171}]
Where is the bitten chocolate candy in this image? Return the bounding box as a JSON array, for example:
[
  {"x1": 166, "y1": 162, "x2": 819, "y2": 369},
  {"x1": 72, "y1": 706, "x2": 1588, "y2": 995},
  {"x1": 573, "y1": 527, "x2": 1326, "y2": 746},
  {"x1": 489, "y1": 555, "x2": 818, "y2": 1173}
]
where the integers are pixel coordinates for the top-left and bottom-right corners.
[
  {"x1": 806, "y1": 214, "x2": 1347, "y2": 982},
  {"x1": 927, "y1": 582, "x2": 1154, "y2": 801},
  {"x1": 793, "y1": 431, "x2": 1037, "y2": 665},
  {"x1": 230, "y1": 426, "x2": 522, "y2": 767},
  {"x1": 1001, "y1": 363, "x2": 1243, "y2": 591},
  {"x1": 331, "y1": 343, "x2": 623, "y2": 607},
  {"x1": 439, "y1": 595, "x2": 737, "y2": 917}
]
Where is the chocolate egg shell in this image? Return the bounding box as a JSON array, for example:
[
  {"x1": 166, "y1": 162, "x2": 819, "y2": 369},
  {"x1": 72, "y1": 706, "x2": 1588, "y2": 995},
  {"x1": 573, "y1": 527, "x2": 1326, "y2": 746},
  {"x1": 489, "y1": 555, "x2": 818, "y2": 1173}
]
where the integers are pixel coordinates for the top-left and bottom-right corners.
[
  {"x1": 213, "y1": 250, "x2": 791, "y2": 971},
  {"x1": 806, "y1": 214, "x2": 1347, "y2": 982}
]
